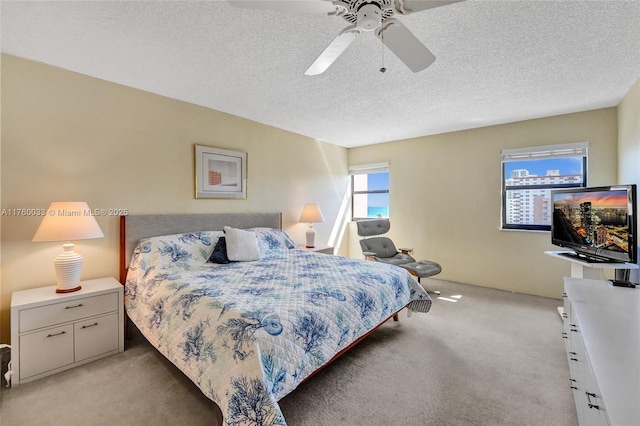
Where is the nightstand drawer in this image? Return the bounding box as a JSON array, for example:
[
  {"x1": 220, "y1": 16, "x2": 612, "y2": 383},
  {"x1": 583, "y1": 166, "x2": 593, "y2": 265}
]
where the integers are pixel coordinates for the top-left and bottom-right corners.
[
  {"x1": 19, "y1": 324, "x2": 74, "y2": 379},
  {"x1": 75, "y1": 313, "x2": 119, "y2": 362},
  {"x1": 19, "y1": 292, "x2": 119, "y2": 332}
]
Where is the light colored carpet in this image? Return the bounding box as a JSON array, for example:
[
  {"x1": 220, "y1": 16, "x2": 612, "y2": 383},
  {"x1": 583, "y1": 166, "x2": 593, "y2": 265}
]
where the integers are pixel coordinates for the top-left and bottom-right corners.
[{"x1": 0, "y1": 280, "x2": 578, "y2": 426}]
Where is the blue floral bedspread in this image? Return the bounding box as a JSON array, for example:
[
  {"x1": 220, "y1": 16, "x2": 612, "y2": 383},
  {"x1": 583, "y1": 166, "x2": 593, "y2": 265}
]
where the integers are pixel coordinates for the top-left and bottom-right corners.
[{"x1": 124, "y1": 228, "x2": 431, "y2": 425}]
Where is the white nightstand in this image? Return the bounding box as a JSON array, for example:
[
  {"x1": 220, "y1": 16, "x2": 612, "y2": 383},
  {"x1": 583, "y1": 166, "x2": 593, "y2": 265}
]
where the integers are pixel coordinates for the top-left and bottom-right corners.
[
  {"x1": 298, "y1": 245, "x2": 334, "y2": 255},
  {"x1": 10, "y1": 277, "x2": 124, "y2": 386}
]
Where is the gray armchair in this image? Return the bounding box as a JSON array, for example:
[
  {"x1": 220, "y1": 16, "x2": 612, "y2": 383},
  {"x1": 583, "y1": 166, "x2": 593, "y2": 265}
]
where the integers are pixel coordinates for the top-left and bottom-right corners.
[{"x1": 357, "y1": 219, "x2": 441, "y2": 290}]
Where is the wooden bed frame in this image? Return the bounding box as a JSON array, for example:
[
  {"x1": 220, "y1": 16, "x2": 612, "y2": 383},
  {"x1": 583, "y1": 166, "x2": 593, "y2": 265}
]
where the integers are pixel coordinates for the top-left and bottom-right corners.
[{"x1": 118, "y1": 212, "x2": 405, "y2": 423}]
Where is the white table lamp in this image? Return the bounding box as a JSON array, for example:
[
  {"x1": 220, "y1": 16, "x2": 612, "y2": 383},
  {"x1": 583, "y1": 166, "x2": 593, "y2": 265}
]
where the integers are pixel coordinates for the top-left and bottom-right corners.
[
  {"x1": 33, "y1": 202, "x2": 104, "y2": 293},
  {"x1": 299, "y1": 203, "x2": 325, "y2": 248}
]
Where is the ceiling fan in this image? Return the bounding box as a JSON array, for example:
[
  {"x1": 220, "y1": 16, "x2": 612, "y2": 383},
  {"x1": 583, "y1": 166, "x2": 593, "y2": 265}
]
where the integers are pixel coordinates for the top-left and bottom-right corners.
[{"x1": 230, "y1": 0, "x2": 464, "y2": 75}]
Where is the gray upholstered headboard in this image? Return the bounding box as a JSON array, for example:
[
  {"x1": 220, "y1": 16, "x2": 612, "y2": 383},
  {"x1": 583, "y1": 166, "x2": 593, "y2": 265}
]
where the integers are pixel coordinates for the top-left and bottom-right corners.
[{"x1": 119, "y1": 212, "x2": 282, "y2": 283}]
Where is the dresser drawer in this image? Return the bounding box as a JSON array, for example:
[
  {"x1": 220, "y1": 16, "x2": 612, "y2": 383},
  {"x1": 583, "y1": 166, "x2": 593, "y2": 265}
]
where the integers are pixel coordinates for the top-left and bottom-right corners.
[
  {"x1": 19, "y1": 292, "x2": 119, "y2": 332},
  {"x1": 19, "y1": 324, "x2": 74, "y2": 379},
  {"x1": 74, "y1": 313, "x2": 119, "y2": 362}
]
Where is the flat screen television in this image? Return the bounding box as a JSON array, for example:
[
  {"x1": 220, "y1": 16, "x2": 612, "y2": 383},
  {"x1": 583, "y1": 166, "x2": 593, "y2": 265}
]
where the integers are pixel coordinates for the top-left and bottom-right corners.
[{"x1": 551, "y1": 184, "x2": 637, "y2": 264}]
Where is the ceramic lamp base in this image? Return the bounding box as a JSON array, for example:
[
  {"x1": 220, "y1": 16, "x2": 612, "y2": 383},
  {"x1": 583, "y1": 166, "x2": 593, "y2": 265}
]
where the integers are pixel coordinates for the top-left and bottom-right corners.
[
  {"x1": 54, "y1": 243, "x2": 83, "y2": 293},
  {"x1": 305, "y1": 225, "x2": 316, "y2": 248}
]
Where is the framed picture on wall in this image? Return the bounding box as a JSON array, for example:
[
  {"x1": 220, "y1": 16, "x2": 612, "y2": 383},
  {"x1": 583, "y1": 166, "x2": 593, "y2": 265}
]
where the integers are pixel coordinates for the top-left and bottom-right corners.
[{"x1": 194, "y1": 144, "x2": 247, "y2": 199}]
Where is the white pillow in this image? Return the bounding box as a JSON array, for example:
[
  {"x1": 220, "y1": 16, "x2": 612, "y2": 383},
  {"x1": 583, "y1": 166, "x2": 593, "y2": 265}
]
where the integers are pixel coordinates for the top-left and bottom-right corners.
[{"x1": 223, "y1": 226, "x2": 261, "y2": 261}]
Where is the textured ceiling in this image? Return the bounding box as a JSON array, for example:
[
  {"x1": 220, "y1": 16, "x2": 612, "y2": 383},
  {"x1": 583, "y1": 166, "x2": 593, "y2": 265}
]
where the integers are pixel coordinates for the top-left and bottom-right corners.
[{"x1": 2, "y1": 0, "x2": 639, "y2": 148}]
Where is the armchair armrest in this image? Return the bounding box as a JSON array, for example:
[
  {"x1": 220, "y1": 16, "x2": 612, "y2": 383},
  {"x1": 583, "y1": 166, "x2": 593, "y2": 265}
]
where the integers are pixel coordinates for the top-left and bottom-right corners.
[
  {"x1": 362, "y1": 251, "x2": 377, "y2": 261},
  {"x1": 398, "y1": 247, "x2": 413, "y2": 254}
]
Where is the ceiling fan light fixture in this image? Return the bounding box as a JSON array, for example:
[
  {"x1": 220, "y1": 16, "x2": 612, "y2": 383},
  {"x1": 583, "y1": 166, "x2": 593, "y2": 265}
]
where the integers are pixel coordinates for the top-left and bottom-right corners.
[
  {"x1": 244, "y1": 0, "x2": 464, "y2": 75},
  {"x1": 357, "y1": 3, "x2": 382, "y2": 31}
]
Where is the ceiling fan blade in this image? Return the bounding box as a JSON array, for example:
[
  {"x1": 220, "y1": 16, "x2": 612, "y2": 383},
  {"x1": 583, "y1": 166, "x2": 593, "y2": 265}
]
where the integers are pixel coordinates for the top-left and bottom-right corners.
[
  {"x1": 305, "y1": 26, "x2": 361, "y2": 76},
  {"x1": 229, "y1": 0, "x2": 338, "y2": 15},
  {"x1": 376, "y1": 18, "x2": 435, "y2": 72},
  {"x1": 393, "y1": 0, "x2": 465, "y2": 15}
]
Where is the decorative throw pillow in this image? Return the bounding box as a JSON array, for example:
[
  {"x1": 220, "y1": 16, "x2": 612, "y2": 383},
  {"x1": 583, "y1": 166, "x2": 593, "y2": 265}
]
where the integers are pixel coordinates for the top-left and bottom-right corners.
[
  {"x1": 209, "y1": 236, "x2": 231, "y2": 264},
  {"x1": 223, "y1": 226, "x2": 261, "y2": 261},
  {"x1": 248, "y1": 227, "x2": 296, "y2": 259},
  {"x1": 134, "y1": 231, "x2": 222, "y2": 269}
]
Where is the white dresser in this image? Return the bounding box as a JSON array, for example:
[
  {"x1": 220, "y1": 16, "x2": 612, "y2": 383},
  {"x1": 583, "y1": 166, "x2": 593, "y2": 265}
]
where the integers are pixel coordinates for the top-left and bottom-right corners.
[
  {"x1": 10, "y1": 277, "x2": 124, "y2": 386},
  {"x1": 562, "y1": 277, "x2": 639, "y2": 426}
]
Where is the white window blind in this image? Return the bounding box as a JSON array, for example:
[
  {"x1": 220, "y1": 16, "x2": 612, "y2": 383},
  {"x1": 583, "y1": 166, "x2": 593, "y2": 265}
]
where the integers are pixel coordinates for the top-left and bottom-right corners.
[
  {"x1": 348, "y1": 162, "x2": 390, "y2": 175},
  {"x1": 501, "y1": 142, "x2": 588, "y2": 162}
]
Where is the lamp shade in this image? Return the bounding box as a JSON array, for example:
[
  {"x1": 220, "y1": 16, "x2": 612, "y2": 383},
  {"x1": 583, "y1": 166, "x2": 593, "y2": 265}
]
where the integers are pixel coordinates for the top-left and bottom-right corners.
[
  {"x1": 299, "y1": 203, "x2": 325, "y2": 224},
  {"x1": 33, "y1": 202, "x2": 104, "y2": 242}
]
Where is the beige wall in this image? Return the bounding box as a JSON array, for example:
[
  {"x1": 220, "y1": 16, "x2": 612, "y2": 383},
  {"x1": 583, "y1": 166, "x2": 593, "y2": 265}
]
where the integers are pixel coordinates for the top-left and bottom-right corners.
[
  {"x1": 617, "y1": 77, "x2": 640, "y2": 282},
  {"x1": 618, "y1": 76, "x2": 640, "y2": 187},
  {"x1": 0, "y1": 55, "x2": 3, "y2": 347},
  {"x1": 1, "y1": 54, "x2": 637, "y2": 343},
  {"x1": 348, "y1": 108, "x2": 619, "y2": 299},
  {"x1": 0, "y1": 55, "x2": 349, "y2": 342}
]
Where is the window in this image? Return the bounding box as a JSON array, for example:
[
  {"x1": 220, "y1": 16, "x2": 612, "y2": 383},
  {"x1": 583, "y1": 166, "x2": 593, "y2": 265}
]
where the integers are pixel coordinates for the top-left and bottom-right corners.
[
  {"x1": 501, "y1": 142, "x2": 588, "y2": 231},
  {"x1": 349, "y1": 162, "x2": 390, "y2": 220}
]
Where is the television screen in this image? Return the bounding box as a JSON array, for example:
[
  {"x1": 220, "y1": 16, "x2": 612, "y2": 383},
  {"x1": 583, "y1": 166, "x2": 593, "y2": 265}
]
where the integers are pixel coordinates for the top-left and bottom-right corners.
[{"x1": 551, "y1": 185, "x2": 637, "y2": 263}]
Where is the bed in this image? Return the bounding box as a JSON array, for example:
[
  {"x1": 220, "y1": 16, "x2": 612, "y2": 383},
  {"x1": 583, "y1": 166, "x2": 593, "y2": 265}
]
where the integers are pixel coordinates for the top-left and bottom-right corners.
[{"x1": 120, "y1": 213, "x2": 431, "y2": 426}]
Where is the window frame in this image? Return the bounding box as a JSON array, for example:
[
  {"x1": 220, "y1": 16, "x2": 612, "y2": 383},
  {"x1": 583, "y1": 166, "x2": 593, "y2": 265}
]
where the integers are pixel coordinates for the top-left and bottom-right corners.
[
  {"x1": 349, "y1": 163, "x2": 390, "y2": 221},
  {"x1": 501, "y1": 142, "x2": 588, "y2": 232}
]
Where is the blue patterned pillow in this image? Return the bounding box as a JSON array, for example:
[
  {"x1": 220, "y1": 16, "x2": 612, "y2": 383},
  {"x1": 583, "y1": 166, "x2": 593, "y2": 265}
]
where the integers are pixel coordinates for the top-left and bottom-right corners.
[
  {"x1": 248, "y1": 228, "x2": 296, "y2": 257},
  {"x1": 209, "y1": 236, "x2": 230, "y2": 264},
  {"x1": 134, "y1": 231, "x2": 223, "y2": 270}
]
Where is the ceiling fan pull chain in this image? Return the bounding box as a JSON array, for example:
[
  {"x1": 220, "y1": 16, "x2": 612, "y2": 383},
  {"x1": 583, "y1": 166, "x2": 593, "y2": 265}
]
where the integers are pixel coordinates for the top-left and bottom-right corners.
[{"x1": 380, "y1": 27, "x2": 386, "y2": 73}]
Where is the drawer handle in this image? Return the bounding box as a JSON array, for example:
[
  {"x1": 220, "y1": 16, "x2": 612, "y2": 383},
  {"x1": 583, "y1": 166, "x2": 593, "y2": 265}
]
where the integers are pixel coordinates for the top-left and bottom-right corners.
[
  {"x1": 569, "y1": 352, "x2": 578, "y2": 361},
  {"x1": 65, "y1": 304, "x2": 84, "y2": 310},
  {"x1": 569, "y1": 379, "x2": 577, "y2": 390},
  {"x1": 81, "y1": 322, "x2": 99, "y2": 329},
  {"x1": 585, "y1": 391, "x2": 600, "y2": 410},
  {"x1": 46, "y1": 331, "x2": 67, "y2": 338}
]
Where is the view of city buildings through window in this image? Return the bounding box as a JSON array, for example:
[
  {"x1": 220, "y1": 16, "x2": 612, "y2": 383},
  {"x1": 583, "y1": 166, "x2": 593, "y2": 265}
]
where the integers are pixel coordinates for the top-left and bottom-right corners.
[{"x1": 503, "y1": 157, "x2": 585, "y2": 229}]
